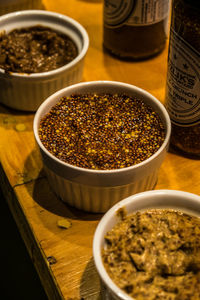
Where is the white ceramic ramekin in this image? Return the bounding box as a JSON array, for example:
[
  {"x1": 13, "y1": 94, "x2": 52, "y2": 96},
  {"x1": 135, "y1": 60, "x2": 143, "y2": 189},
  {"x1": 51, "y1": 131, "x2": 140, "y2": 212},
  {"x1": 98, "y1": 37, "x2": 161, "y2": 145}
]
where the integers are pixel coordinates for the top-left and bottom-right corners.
[
  {"x1": 33, "y1": 81, "x2": 171, "y2": 213},
  {"x1": 0, "y1": 10, "x2": 89, "y2": 111},
  {"x1": 0, "y1": 0, "x2": 43, "y2": 15},
  {"x1": 93, "y1": 189, "x2": 200, "y2": 300}
]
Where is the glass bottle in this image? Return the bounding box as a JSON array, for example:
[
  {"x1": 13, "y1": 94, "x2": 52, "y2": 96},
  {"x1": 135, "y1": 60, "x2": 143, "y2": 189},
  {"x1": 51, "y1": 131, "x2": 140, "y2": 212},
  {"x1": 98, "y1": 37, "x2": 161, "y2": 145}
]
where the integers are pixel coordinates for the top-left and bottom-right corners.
[
  {"x1": 165, "y1": 0, "x2": 200, "y2": 156},
  {"x1": 103, "y1": 0, "x2": 170, "y2": 60}
]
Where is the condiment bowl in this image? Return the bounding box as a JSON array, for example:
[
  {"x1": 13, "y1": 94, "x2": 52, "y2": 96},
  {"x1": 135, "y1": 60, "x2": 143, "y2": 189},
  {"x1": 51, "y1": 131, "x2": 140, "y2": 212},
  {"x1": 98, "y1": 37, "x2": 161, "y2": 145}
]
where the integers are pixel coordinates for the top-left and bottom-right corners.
[
  {"x1": 93, "y1": 189, "x2": 200, "y2": 299},
  {"x1": 0, "y1": 9, "x2": 89, "y2": 111},
  {"x1": 33, "y1": 80, "x2": 171, "y2": 213}
]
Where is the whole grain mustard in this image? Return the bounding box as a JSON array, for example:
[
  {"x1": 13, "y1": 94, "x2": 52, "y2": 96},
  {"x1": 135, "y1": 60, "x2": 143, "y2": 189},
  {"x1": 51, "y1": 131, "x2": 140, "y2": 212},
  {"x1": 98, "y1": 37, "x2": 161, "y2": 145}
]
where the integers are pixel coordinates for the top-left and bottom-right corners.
[
  {"x1": 103, "y1": 209, "x2": 200, "y2": 299},
  {"x1": 39, "y1": 93, "x2": 165, "y2": 170}
]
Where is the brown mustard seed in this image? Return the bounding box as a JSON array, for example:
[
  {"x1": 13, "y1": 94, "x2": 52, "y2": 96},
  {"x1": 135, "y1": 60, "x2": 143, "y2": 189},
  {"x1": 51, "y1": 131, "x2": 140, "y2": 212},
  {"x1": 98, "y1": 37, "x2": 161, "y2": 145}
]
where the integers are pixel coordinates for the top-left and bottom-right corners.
[{"x1": 39, "y1": 94, "x2": 165, "y2": 170}]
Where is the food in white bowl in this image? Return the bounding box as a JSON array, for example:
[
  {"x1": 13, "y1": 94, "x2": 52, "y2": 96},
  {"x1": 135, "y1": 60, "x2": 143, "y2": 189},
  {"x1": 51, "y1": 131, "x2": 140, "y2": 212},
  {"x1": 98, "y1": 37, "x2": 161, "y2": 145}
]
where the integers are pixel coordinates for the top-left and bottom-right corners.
[
  {"x1": 39, "y1": 93, "x2": 165, "y2": 170},
  {"x1": 0, "y1": 25, "x2": 78, "y2": 73},
  {"x1": 33, "y1": 81, "x2": 171, "y2": 213},
  {"x1": 93, "y1": 189, "x2": 200, "y2": 299},
  {"x1": 0, "y1": 10, "x2": 89, "y2": 111}
]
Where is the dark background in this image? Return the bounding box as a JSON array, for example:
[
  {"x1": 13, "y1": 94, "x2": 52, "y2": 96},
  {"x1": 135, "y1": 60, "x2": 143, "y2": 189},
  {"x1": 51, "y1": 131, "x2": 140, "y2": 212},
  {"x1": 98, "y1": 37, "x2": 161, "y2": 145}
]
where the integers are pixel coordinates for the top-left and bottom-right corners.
[{"x1": 0, "y1": 189, "x2": 48, "y2": 300}]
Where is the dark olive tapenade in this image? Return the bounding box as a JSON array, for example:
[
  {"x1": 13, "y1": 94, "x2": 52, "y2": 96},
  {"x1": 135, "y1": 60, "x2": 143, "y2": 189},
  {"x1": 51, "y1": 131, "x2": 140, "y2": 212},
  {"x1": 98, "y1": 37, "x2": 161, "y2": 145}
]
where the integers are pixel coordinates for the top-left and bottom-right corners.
[
  {"x1": 102, "y1": 209, "x2": 200, "y2": 299},
  {"x1": 0, "y1": 25, "x2": 78, "y2": 73}
]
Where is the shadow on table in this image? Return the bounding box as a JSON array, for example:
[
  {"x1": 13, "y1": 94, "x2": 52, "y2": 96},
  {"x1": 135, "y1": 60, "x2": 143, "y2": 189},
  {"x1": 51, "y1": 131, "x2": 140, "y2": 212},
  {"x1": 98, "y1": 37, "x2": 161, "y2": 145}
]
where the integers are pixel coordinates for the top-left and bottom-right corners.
[
  {"x1": 168, "y1": 143, "x2": 200, "y2": 160},
  {"x1": 31, "y1": 168, "x2": 103, "y2": 222},
  {"x1": 80, "y1": 257, "x2": 101, "y2": 300}
]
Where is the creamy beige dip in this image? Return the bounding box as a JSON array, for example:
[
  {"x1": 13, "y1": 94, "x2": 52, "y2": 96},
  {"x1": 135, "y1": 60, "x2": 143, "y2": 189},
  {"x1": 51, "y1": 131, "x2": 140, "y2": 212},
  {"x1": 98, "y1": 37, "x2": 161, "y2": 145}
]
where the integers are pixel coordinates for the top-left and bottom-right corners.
[{"x1": 102, "y1": 209, "x2": 200, "y2": 300}]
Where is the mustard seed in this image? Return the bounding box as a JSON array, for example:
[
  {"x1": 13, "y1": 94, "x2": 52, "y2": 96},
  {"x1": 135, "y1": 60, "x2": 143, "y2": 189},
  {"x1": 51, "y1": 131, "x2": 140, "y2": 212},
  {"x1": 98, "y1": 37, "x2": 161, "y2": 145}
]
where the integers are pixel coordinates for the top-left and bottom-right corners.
[{"x1": 39, "y1": 94, "x2": 165, "y2": 170}]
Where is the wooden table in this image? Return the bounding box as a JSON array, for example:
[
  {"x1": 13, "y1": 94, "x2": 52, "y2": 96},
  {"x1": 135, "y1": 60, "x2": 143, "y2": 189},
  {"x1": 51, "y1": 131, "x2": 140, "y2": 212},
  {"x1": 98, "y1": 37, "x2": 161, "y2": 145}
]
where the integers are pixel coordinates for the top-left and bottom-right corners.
[{"x1": 1, "y1": 1, "x2": 200, "y2": 299}]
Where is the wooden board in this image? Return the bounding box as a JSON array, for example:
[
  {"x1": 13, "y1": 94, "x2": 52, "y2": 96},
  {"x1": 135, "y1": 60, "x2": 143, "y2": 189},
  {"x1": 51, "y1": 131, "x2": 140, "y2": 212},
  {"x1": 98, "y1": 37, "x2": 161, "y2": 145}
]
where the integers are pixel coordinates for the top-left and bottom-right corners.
[{"x1": 0, "y1": 1, "x2": 200, "y2": 299}]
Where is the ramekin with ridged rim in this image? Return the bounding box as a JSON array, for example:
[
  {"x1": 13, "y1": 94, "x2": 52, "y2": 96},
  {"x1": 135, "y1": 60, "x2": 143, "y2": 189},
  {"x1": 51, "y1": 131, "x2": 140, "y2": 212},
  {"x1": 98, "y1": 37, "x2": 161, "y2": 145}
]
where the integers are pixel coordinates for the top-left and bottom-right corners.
[
  {"x1": 0, "y1": 10, "x2": 89, "y2": 111},
  {"x1": 33, "y1": 81, "x2": 171, "y2": 213},
  {"x1": 93, "y1": 189, "x2": 200, "y2": 299}
]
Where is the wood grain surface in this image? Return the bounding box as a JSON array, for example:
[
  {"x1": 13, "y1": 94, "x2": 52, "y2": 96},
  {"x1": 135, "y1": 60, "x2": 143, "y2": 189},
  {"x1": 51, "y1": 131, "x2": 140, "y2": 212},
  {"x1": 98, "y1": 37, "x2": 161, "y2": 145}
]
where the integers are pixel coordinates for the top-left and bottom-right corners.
[{"x1": 0, "y1": 1, "x2": 200, "y2": 299}]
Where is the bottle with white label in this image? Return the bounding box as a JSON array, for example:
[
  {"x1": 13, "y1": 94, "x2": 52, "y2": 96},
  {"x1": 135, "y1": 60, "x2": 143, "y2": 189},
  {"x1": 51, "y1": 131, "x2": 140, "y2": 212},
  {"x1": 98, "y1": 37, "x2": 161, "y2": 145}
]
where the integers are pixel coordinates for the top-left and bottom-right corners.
[
  {"x1": 103, "y1": 0, "x2": 170, "y2": 60},
  {"x1": 165, "y1": 0, "x2": 200, "y2": 156}
]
